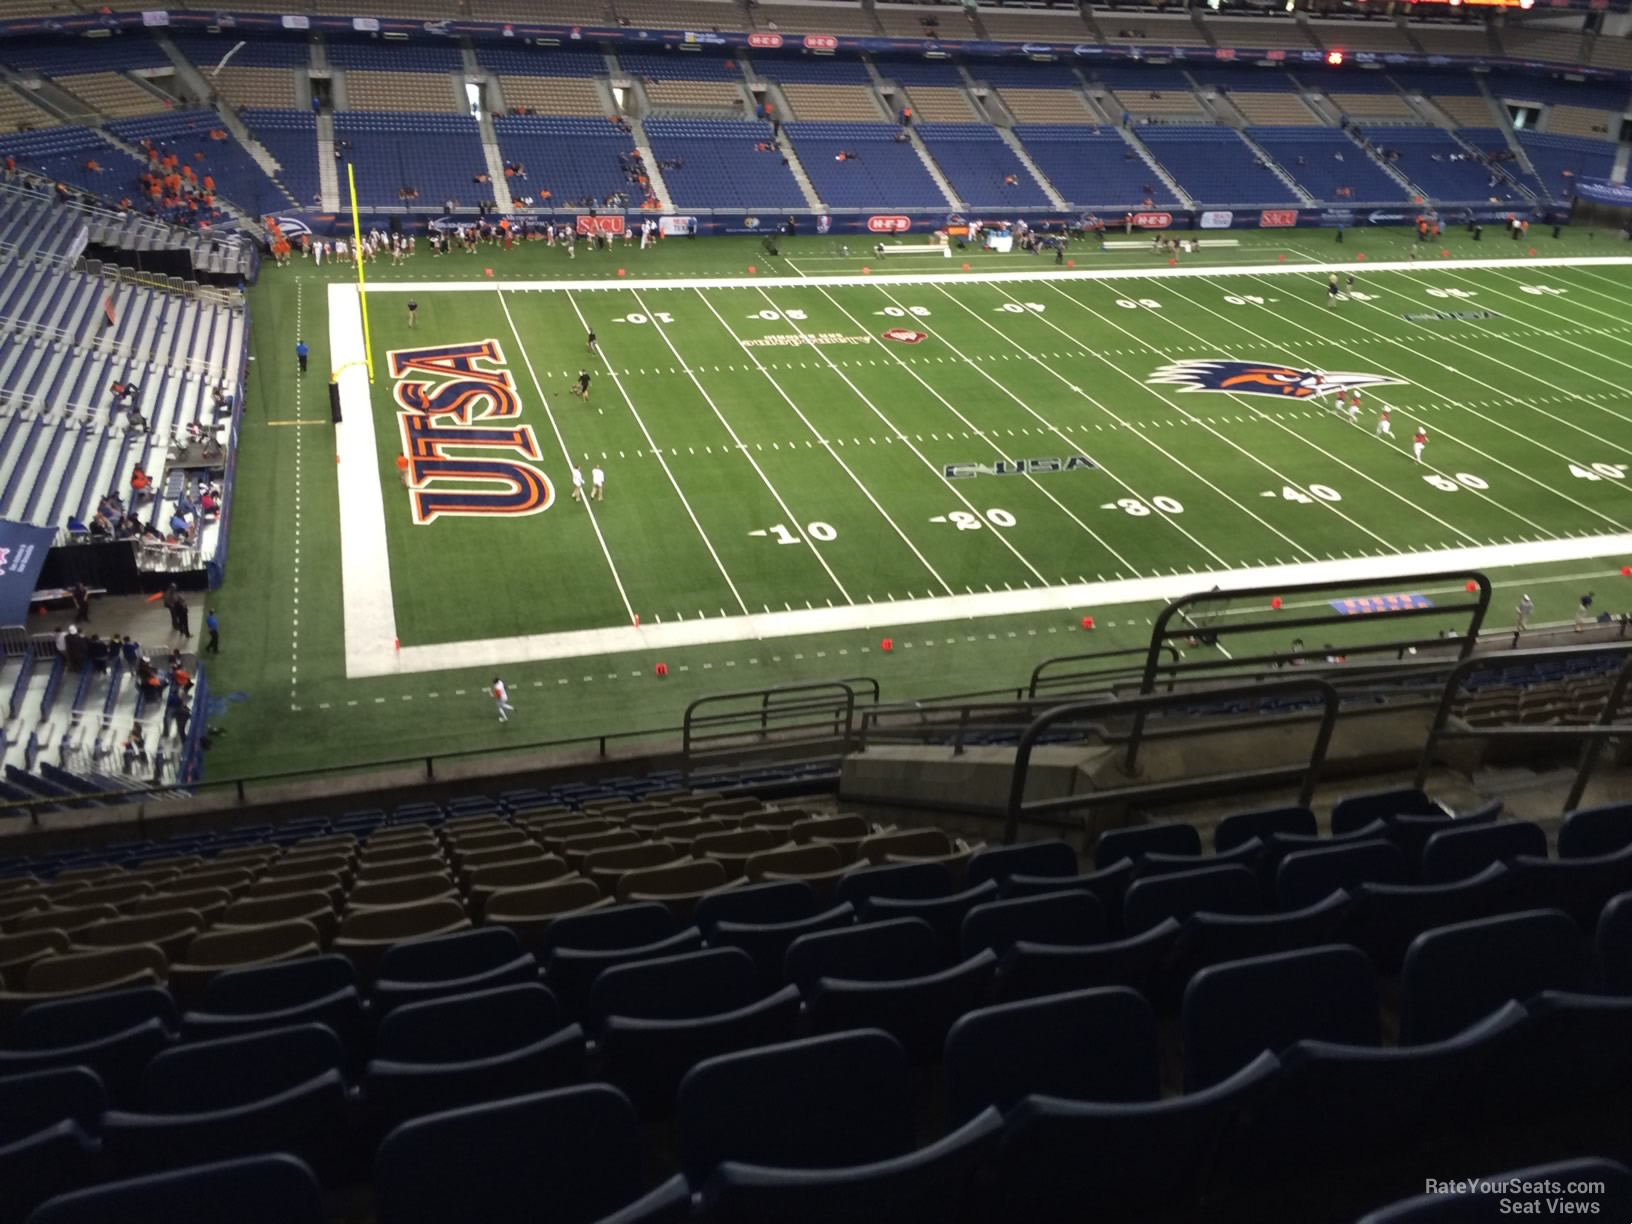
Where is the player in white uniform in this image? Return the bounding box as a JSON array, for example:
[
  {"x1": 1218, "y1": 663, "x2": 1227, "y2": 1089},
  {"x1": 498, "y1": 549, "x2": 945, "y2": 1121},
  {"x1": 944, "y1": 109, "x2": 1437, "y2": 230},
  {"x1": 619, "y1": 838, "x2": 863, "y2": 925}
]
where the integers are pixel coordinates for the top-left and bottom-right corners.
[
  {"x1": 490, "y1": 677, "x2": 514, "y2": 723},
  {"x1": 570, "y1": 465, "x2": 585, "y2": 503},
  {"x1": 1412, "y1": 426, "x2": 1427, "y2": 463},
  {"x1": 1376, "y1": 406, "x2": 1392, "y2": 438},
  {"x1": 591, "y1": 465, "x2": 605, "y2": 501},
  {"x1": 1347, "y1": 389, "x2": 1361, "y2": 423}
]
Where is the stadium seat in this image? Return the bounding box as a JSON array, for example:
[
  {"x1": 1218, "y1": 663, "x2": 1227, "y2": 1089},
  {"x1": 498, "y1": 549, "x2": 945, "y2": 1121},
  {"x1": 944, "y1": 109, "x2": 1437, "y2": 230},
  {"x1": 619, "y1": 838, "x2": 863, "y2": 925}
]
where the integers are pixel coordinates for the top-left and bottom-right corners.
[
  {"x1": 995, "y1": 918, "x2": 1182, "y2": 1003},
  {"x1": 374, "y1": 982, "x2": 562, "y2": 1063},
  {"x1": 180, "y1": 987, "x2": 364, "y2": 1063},
  {"x1": 1095, "y1": 822, "x2": 1202, "y2": 868},
  {"x1": 1340, "y1": 863, "x2": 1513, "y2": 972},
  {"x1": 1330, "y1": 787, "x2": 1444, "y2": 834},
  {"x1": 1123, "y1": 864, "x2": 1261, "y2": 934},
  {"x1": 834, "y1": 861, "x2": 954, "y2": 906},
  {"x1": 944, "y1": 986, "x2": 1160, "y2": 1122},
  {"x1": 694, "y1": 879, "x2": 820, "y2": 934},
  {"x1": 25, "y1": 944, "x2": 167, "y2": 997},
  {"x1": 138, "y1": 1023, "x2": 341, "y2": 1113},
  {"x1": 1559, "y1": 801, "x2": 1632, "y2": 858},
  {"x1": 1214, "y1": 806, "x2": 1317, "y2": 851},
  {"x1": 547, "y1": 928, "x2": 705, "y2": 1017},
  {"x1": 699, "y1": 1108, "x2": 1004, "y2": 1224},
  {"x1": 0, "y1": 1066, "x2": 104, "y2": 1145},
  {"x1": 9, "y1": 985, "x2": 176, "y2": 1048},
  {"x1": 1508, "y1": 844, "x2": 1632, "y2": 931},
  {"x1": 991, "y1": 1051, "x2": 1280, "y2": 1220},
  {"x1": 1166, "y1": 891, "x2": 1350, "y2": 994},
  {"x1": 365, "y1": 1022, "x2": 587, "y2": 1138},
  {"x1": 1356, "y1": 1158, "x2": 1632, "y2": 1223},
  {"x1": 372, "y1": 953, "x2": 540, "y2": 1016},
  {"x1": 375, "y1": 1084, "x2": 645, "y2": 1224},
  {"x1": 0, "y1": 1018, "x2": 170, "y2": 1107},
  {"x1": 484, "y1": 880, "x2": 613, "y2": 949},
  {"x1": 1384, "y1": 801, "x2": 1500, "y2": 865},
  {"x1": 0, "y1": 1120, "x2": 99, "y2": 1224},
  {"x1": 856, "y1": 882, "x2": 1000, "y2": 953},
  {"x1": 334, "y1": 898, "x2": 471, "y2": 983},
  {"x1": 713, "y1": 902, "x2": 856, "y2": 986},
  {"x1": 601, "y1": 986, "x2": 804, "y2": 1117},
  {"x1": 1275, "y1": 839, "x2": 1408, "y2": 910},
  {"x1": 24, "y1": 1154, "x2": 326, "y2": 1224},
  {"x1": 1422, "y1": 821, "x2": 1548, "y2": 883},
  {"x1": 1182, "y1": 945, "x2": 1379, "y2": 1090},
  {"x1": 1599, "y1": 890, "x2": 1632, "y2": 993},
  {"x1": 805, "y1": 951, "x2": 998, "y2": 1060},
  {"x1": 1401, "y1": 909, "x2": 1589, "y2": 1044},
  {"x1": 168, "y1": 920, "x2": 325, "y2": 1007},
  {"x1": 587, "y1": 947, "x2": 758, "y2": 1028},
  {"x1": 676, "y1": 1029, "x2": 916, "y2": 1183},
  {"x1": 1502, "y1": 990, "x2": 1632, "y2": 1117},
  {"x1": 784, "y1": 917, "x2": 942, "y2": 993},
  {"x1": 965, "y1": 840, "x2": 1077, "y2": 889},
  {"x1": 1000, "y1": 859, "x2": 1137, "y2": 927},
  {"x1": 544, "y1": 901, "x2": 676, "y2": 954},
  {"x1": 200, "y1": 953, "x2": 355, "y2": 1013},
  {"x1": 959, "y1": 889, "x2": 1105, "y2": 957}
]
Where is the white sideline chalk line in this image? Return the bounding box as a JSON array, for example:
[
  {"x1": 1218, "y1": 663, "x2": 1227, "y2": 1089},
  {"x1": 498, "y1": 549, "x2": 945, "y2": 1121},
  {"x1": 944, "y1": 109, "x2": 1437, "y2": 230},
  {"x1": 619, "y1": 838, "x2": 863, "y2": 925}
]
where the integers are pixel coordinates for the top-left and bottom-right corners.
[
  {"x1": 330, "y1": 283, "x2": 400, "y2": 672},
  {"x1": 353, "y1": 534, "x2": 1632, "y2": 678},
  {"x1": 351, "y1": 255, "x2": 1632, "y2": 295}
]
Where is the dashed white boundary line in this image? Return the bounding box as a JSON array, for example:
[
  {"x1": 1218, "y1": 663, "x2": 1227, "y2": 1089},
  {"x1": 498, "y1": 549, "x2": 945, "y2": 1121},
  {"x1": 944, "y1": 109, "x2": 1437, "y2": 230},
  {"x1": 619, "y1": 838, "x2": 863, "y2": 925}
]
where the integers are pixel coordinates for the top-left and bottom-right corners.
[
  {"x1": 290, "y1": 281, "x2": 305, "y2": 711},
  {"x1": 346, "y1": 255, "x2": 1632, "y2": 296},
  {"x1": 330, "y1": 283, "x2": 400, "y2": 674}
]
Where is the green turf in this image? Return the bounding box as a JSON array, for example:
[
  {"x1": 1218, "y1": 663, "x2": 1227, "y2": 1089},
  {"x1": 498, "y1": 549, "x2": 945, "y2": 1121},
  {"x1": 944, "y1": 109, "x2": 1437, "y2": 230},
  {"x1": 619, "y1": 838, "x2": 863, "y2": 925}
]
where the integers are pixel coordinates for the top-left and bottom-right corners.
[{"x1": 198, "y1": 228, "x2": 1632, "y2": 783}]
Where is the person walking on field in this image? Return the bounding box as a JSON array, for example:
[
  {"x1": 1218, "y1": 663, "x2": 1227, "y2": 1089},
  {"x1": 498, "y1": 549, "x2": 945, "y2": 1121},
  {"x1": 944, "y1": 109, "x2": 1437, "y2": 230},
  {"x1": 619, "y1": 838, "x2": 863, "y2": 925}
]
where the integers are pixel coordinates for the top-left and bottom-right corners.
[
  {"x1": 591, "y1": 465, "x2": 604, "y2": 501},
  {"x1": 1515, "y1": 594, "x2": 1533, "y2": 633},
  {"x1": 205, "y1": 608, "x2": 219, "y2": 654},
  {"x1": 407, "y1": 298, "x2": 418, "y2": 329},
  {"x1": 296, "y1": 339, "x2": 309, "y2": 374},
  {"x1": 491, "y1": 677, "x2": 514, "y2": 723}
]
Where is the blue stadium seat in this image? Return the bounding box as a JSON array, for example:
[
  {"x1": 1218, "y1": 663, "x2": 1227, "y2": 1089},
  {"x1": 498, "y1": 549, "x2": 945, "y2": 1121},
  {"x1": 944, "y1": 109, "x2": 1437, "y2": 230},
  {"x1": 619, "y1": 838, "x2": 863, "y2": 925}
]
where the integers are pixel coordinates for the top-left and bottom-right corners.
[
  {"x1": 548, "y1": 929, "x2": 705, "y2": 1016},
  {"x1": 960, "y1": 889, "x2": 1105, "y2": 957},
  {"x1": 0, "y1": 1066, "x2": 103, "y2": 1144},
  {"x1": 1598, "y1": 890, "x2": 1632, "y2": 993},
  {"x1": 375, "y1": 1084, "x2": 644, "y2": 1224},
  {"x1": 1275, "y1": 839, "x2": 1407, "y2": 910},
  {"x1": 1123, "y1": 864, "x2": 1261, "y2": 934},
  {"x1": 1, "y1": 1120, "x2": 99, "y2": 1224},
  {"x1": 676, "y1": 1029, "x2": 915, "y2": 1183},
  {"x1": 713, "y1": 902, "x2": 856, "y2": 987},
  {"x1": 1508, "y1": 844, "x2": 1632, "y2": 931},
  {"x1": 376, "y1": 926, "x2": 527, "y2": 983},
  {"x1": 784, "y1": 917, "x2": 942, "y2": 993},
  {"x1": 1001, "y1": 858, "x2": 1137, "y2": 924},
  {"x1": 944, "y1": 986, "x2": 1159, "y2": 1122},
  {"x1": 966, "y1": 840, "x2": 1077, "y2": 889},
  {"x1": 1502, "y1": 991, "x2": 1632, "y2": 1116},
  {"x1": 1401, "y1": 909, "x2": 1588, "y2": 1044},
  {"x1": 9, "y1": 985, "x2": 176, "y2": 1048},
  {"x1": 1257, "y1": 821, "x2": 1389, "y2": 884},
  {"x1": 1330, "y1": 787, "x2": 1444, "y2": 834},
  {"x1": 1095, "y1": 821, "x2": 1202, "y2": 868},
  {"x1": 699, "y1": 1108, "x2": 1004, "y2": 1224},
  {"x1": 545, "y1": 902, "x2": 676, "y2": 954},
  {"x1": 1559, "y1": 801, "x2": 1632, "y2": 859},
  {"x1": 0, "y1": 1018, "x2": 169, "y2": 1108},
  {"x1": 1215, "y1": 806, "x2": 1316, "y2": 851},
  {"x1": 375, "y1": 983, "x2": 562, "y2": 1063},
  {"x1": 24, "y1": 1154, "x2": 326, "y2": 1224},
  {"x1": 1356, "y1": 1158, "x2": 1632, "y2": 1223},
  {"x1": 1341, "y1": 863, "x2": 1512, "y2": 972},
  {"x1": 139, "y1": 1023, "x2": 342, "y2": 1113},
  {"x1": 1422, "y1": 821, "x2": 1547, "y2": 883},
  {"x1": 372, "y1": 956, "x2": 540, "y2": 1017},
  {"x1": 694, "y1": 880, "x2": 819, "y2": 935},
  {"x1": 180, "y1": 988, "x2": 364, "y2": 1065},
  {"x1": 588, "y1": 947, "x2": 758, "y2": 1028},
  {"x1": 1167, "y1": 891, "x2": 1350, "y2": 992},
  {"x1": 995, "y1": 918, "x2": 1181, "y2": 1003},
  {"x1": 601, "y1": 986, "x2": 803, "y2": 1117},
  {"x1": 1384, "y1": 801, "x2": 1500, "y2": 865},
  {"x1": 1140, "y1": 838, "x2": 1264, "y2": 878},
  {"x1": 365, "y1": 1023, "x2": 586, "y2": 1138},
  {"x1": 991, "y1": 1051, "x2": 1280, "y2": 1220},
  {"x1": 587, "y1": 1175, "x2": 691, "y2": 1224},
  {"x1": 805, "y1": 951, "x2": 997, "y2": 1060},
  {"x1": 201, "y1": 954, "x2": 356, "y2": 1014},
  {"x1": 1216, "y1": 1001, "x2": 1528, "y2": 1188},
  {"x1": 1182, "y1": 945, "x2": 1379, "y2": 1091},
  {"x1": 834, "y1": 861, "x2": 954, "y2": 906},
  {"x1": 857, "y1": 882, "x2": 1001, "y2": 954}
]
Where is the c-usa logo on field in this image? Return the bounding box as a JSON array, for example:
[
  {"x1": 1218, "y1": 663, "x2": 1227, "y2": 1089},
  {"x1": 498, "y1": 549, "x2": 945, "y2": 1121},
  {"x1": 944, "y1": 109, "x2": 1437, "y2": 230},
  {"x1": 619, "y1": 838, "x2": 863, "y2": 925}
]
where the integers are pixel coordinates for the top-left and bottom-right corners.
[{"x1": 1146, "y1": 360, "x2": 1403, "y2": 400}]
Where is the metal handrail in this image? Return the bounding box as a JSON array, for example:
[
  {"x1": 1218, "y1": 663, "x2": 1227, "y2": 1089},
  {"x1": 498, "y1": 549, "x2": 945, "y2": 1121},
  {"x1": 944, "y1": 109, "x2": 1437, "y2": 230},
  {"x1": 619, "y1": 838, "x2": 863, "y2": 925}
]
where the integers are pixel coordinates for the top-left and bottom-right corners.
[
  {"x1": 1003, "y1": 677, "x2": 1343, "y2": 845},
  {"x1": 1028, "y1": 644, "x2": 1184, "y2": 699},
  {"x1": 1411, "y1": 642, "x2": 1632, "y2": 811},
  {"x1": 682, "y1": 679, "x2": 877, "y2": 777}
]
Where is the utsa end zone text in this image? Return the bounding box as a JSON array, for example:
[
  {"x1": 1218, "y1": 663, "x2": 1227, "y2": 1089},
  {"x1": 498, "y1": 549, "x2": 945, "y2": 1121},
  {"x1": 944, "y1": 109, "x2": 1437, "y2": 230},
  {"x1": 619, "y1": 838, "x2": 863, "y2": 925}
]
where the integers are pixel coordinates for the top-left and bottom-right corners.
[{"x1": 944, "y1": 456, "x2": 1097, "y2": 479}]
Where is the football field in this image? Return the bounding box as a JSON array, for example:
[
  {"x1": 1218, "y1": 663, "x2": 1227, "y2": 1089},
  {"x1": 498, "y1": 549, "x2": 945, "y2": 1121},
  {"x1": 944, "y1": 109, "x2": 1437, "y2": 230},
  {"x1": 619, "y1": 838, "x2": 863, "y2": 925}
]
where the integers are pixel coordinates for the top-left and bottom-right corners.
[{"x1": 332, "y1": 253, "x2": 1632, "y2": 677}]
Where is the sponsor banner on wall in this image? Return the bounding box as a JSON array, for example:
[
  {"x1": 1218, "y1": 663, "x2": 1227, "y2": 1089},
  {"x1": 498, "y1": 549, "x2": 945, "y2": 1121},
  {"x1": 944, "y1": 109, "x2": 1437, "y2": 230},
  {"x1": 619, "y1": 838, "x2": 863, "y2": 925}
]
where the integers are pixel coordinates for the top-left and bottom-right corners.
[
  {"x1": 1200, "y1": 210, "x2": 1233, "y2": 229},
  {"x1": 352, "y1": 16, "x2": 379, "y2": 31},
  {"x1": 1576, "y1": 178, "x2": 1632, "y2": 205},
  {"x1": 1131, "y1": 211, "x2": 1172, "y2": 229},
  {"x1": 0, "y1": 520, "x2": 54, "y2": 625},
  {"x1": 867, "y1": 215, "x2": 912, "y2": 233},
  {"x1": 280, "y1": 12, "x2": 308, "y2": 28},
  {"x1": 1259, "y1": 209, "x2": 1298, "y2": 228},
  {"x1": 659, "y1": 216, "x2": 698, "y2": 237},
  {"x1": 577, "y1": 215, "x2": 625, "y2": 236},
  {"x1": 748, "y1": 32, "x2": 782, "y2": 48},
  {"x1": 141, "y1": 10, "x2": 170, "y2": 25},
  {"x1": 803, "y1": 34, "x2": 837, "y2": 50}
]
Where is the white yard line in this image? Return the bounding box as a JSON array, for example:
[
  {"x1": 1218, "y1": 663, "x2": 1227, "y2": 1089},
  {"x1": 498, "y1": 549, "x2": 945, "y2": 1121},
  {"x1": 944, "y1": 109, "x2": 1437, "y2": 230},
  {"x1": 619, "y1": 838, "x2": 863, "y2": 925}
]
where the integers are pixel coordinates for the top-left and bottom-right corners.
[
  {"x1": 801, "y1": 280, "x2": 1148, "y2": 575},
  {"x1": 1556, "y1": 265, "x2": 1632, "y2": 315},
  {"x1": 928, "y1": 282, "x2": 1321, "y2": 565},
  {"x1": 329, "y1": 282, "x2": 401, "y2": 678},
  {"x1": 346, "y1": 254, "x2": 1632, "y2": 296},
  {"x1": 624, "y1": 286, "x2": 856, "y2": 606},
  {"x1": 1145, "y1": 277, "x2": 1542, "y2": 546},
  {"x1": 689, "y1": 288, "x2": 954, "y2": 596},
  {"x1": 1481, "y1": 266, "x2": 1632, "y2": 358},
  {"x1": 561, "y1": 290, "x2": 754, "y2": 617},
  {"x1": 746, "y1": 284, "x2": 1054, "y2": 588},
  {"x1": 289, "y1": 281, "x2": 306, "y2": 711},
  {"x1": 495, "y1": 289, "x2": 635, "y2": 624},
  {"x1": 351, "y1": 533, "x2": 1632, "y2": 677}
]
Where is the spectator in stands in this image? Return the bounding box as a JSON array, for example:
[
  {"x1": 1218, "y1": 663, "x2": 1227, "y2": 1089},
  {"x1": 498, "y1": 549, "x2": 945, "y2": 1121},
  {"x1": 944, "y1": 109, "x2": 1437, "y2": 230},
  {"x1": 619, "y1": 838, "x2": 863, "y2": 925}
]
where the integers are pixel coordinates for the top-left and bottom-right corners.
[
  {"x1": 122, "y1": 723, "x2": 149, "y2": 775},
  {"x1": 90, "y1": 512, "x2": 112, "y2": 539},
  {"x1": 1577, "y1": 591, "x2": 1596, "y2": 631},
  {"x1": 88, "y1": 635, "x2": 110, "y2": 673},
  {"x1": 131, "y1": 465, "x2": 152, "y2": 503},
  {"x1": 2, "y1": 155, "x2": 14, "y2": 181},
  {"x1": 71, "y1": 582, "x2": 90, "y2": 623},
  {"x1": 121, "y1": 635, "x2": 141, "y2": 668},
  {"x1": 65, "y1": 625, "x2": 88, "y2": 670}
]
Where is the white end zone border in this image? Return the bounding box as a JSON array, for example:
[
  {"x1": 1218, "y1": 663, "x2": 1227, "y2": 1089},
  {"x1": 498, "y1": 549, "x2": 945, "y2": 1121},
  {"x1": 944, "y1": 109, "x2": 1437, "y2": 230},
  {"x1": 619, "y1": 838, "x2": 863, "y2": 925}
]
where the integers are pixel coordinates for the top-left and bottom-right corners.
[
  {"x1": 351, "y1": 254, "x2": 1632, "y2": 295},
  {"x1": 329, "y1": 263, "x2": 1632, "y2": 680}
]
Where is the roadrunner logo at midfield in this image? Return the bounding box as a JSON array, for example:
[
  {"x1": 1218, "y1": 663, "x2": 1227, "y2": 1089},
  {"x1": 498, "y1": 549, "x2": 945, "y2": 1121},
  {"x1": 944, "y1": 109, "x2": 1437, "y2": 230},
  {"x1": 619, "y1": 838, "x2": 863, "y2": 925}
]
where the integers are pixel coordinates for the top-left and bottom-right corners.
[
  {"x1": 1146, "y1": 360, "x2": 1403, "y2": 399},
  {"x1": 389, "y1": 341, "x2": 555, "y2": 525}
]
